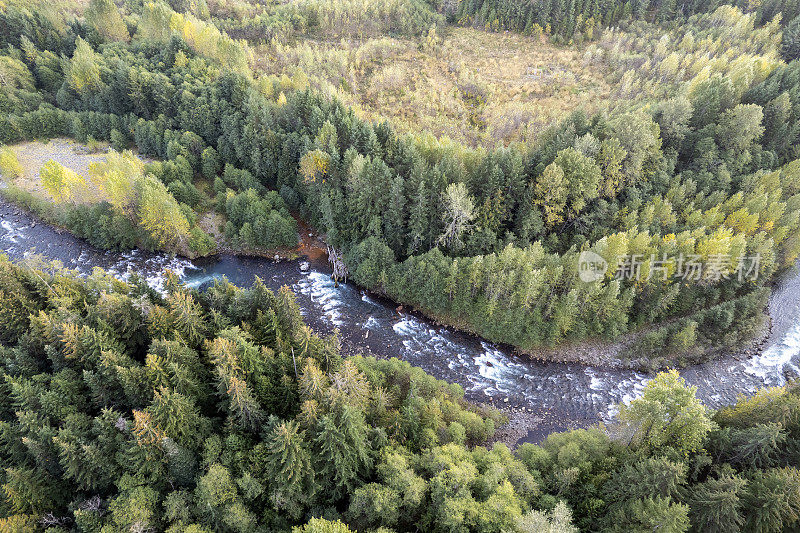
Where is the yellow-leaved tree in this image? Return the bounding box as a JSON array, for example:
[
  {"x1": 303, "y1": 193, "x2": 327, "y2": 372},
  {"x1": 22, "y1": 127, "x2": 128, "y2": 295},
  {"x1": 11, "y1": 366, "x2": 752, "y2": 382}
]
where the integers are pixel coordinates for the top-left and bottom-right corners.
[
  {"x1": 39, "y1": 160, "x2": 89, "y2": 203},
  {"x1": 89, "y1": 149, "x2": 191, "y2": 249},
  {"x1": 0, "y1": 147, "x2": 23, "y2": 180},
  {"x1": 137, "y1": 178, "x2": 191, "y2": 249},
  {"x1": 67, "y1": 37, "x2": 103, "y2": 94},
  {"x1": 299, "y1": 149, "x2": 330, "y2": 184},
  {"x1": 137, "y1": 2, "x2": 249, "y2": 75},
  {"x1": 89, "y1": 149, "x2": 143, "y2": 216},
  {"x1": 86, "y1": 0, "x2": 130, "y2": 42}
]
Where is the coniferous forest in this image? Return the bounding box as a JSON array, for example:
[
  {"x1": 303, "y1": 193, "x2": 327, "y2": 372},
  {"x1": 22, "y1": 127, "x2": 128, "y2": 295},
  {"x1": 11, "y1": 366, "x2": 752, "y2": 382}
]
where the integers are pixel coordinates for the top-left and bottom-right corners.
[
  {"x1": 0, "y1": 254, "x2": 799, "y2": 532},
  {"x1": 2, "y1": 0, "x2": 800, "y2": 530}
]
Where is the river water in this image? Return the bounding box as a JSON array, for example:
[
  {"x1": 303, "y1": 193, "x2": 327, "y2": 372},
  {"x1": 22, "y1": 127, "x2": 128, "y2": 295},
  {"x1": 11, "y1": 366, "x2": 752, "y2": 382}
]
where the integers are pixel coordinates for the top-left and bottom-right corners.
[{"x1": 2, "y1": 200, "x2": 799, "y2": 441}]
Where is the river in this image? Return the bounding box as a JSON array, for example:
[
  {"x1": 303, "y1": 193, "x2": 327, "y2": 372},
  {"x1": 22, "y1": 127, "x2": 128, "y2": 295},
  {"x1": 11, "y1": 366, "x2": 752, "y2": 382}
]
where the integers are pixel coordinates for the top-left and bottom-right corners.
[{"x1": 2, "y1": 200, "x2": 799, "y2": 443}]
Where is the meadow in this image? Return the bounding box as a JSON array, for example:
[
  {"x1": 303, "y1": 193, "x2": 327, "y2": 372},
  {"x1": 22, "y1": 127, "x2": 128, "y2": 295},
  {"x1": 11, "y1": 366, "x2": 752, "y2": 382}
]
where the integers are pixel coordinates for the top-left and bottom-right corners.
[{"x1": 259, "y1": 26, "x2": 614, "y2": 146}]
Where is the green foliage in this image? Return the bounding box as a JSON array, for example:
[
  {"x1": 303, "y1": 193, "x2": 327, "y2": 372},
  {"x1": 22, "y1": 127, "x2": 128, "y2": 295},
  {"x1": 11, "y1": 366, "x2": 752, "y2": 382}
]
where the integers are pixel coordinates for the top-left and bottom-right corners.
[
  {"x1": 44, "y1": 149, "x2": 214, "y2": 256},
  {"x1": 688, "y1": 471, "x2": 747, "y2": 533},
  {"x1": 67, "y1": 37, "x2": 103, "y2": 95},
  {"x1": 213, "y1": 0, "x2": 442, "y2": 42},
  {"x1": 0, "y1": 259, "x2": 795, "y2": 531},
  {"x1": 0, "y1": 56, "x2": 42, "y2": 114},
  {"x1": 605, "y1": 496, "x2": 690, "y2": 533},
  {"x1": 618, "y1": 370, "x2": 715, "y2": 457},
  {"x1": 515, "y1": 502, "x2": 578, "y2": 532},
  {"x1": 742, "y1": 467, "x2": 800, "y2": 532},
  {"x1": 455, "y1": 0, "x2": 799, "y2": 43},
  {"x1": 86, "y1": 0, "x2": 130, "y2": 42},
  {"x1": 138, "y1": 1, "x2": 250, "y2": 74},
  {"x1": 552, "y1": 147, "x2": 600, "y2": 218},
  {"x1": 223, "y1": 188, "x2": 298, "y2": 250},
  {"x1": 1, "y1": 1, "x2": 800, "y2": 531},
  {"x1": 259, "y1": 420, "x2": 315, "y2": 519},
  {"x1": 3, "y1": 0, "x2": 799, "y2": 368},
  {"x1": 201, "y1": 146, "x2": 221, "y2": 179},
  {"x1": 782, "y1": 16, "x2": 800, "y2": 61},
  {"x1": 0, "y1": 258, "x2": 505, "y2": 531}
]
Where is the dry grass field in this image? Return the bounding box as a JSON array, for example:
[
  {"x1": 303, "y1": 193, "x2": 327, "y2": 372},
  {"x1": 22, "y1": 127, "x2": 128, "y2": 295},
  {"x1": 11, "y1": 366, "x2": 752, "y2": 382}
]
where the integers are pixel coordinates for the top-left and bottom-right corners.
[
  {"x1": 3, "y1": 139, "x2": 109, "y2": 201},
  {"x1": 258, "y1": 27, "x2": 613, "y2": 146}
]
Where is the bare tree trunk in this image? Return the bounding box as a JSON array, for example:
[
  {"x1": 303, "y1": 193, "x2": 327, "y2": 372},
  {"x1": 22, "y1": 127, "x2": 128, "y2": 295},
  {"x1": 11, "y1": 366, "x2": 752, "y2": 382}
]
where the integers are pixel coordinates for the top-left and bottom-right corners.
[{"x1": 327, "y1": 245, "x2": 348, "y2": 285}]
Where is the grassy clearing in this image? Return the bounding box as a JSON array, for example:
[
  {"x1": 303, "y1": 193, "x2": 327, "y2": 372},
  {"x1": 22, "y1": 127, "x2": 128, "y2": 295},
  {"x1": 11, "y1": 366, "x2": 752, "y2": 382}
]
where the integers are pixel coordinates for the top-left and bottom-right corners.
[
  {"x1": 258, "y1": 27, "x2": 613, "y2": 146},
  {"x1": 2, "y1": 138, "x2": 116, "y2": 201}
]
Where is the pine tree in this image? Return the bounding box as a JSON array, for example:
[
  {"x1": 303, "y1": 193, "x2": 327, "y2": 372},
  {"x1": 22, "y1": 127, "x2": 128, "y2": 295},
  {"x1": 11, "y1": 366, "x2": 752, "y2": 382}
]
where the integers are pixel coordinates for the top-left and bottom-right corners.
[
  {"x1": 606, "y1": 496, "x2": 689, "y2": 533},
  {"x1": 384, "y1": 175, "x2": 407, "y2": 254},
  {"x1": 742, "y1": 468, "x2": 800, "y2": 532},
  {"x1": 534, "y1": 162, "x2": 567, "y2": 227},
  {"x1": 407, "y1": 181, "x2": 430, "y2": 255},
  {"x1": 2, "y1": 467, "x2": 62, "y2": 514},
  {"x1": 166, "y1": 291, "x2": 208, "y2": 348},
  {"x1": 313, "y1": 403, "x2": 372, "y2": 500},
  {"x1": 688, "y1": 472, "x2": 746, "y2": 533},
  {"x1": 262, "y1": 421, "x2": 316, "y2": 519},
  {"x1": 783, "y1": 16, "x2": 800, "y2": 61},
  {"x1": 207, "y1": 336, "x2": 266, "y2": 432},
  {"x1": 149, "y1": 386, "x2": 210, "y2": 450}
]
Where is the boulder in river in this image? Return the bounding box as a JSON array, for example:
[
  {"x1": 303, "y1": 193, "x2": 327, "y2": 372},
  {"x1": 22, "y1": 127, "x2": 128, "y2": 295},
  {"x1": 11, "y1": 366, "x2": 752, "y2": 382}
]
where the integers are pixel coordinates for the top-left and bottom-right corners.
[
  {"x1": 300, "y1": 261, "x2": 310, "y2": 272},
  {"x1": 197, "y1": 279, "x2": 216, "y2": 292}
]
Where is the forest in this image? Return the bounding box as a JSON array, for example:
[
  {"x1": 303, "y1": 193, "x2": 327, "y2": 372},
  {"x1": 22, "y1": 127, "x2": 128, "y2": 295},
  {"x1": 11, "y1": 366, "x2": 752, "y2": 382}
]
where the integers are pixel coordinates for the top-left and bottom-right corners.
[
  {"x1": 0, "y1": 258, "x2": 798, "y2": 532},
  {"x1": 3, "y1": 0, "x2": 800, "y2": 366},
  {"x1": 1, "y1": 0, "x2": 800, "y2": 529}
]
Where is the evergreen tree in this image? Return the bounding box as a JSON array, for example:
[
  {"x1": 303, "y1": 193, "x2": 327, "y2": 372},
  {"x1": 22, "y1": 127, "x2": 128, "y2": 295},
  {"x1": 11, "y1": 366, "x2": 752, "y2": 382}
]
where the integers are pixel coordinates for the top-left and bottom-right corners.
[
  {"x1": 86, "y1": 0, "x2": 130, "y2": 42},
  {"x1": 261, "y1": 421, "x2": 316, "y2": 519},
  {"x1": 688, "y1": 472, "x2": 747, "y2": 533},
  {"x1": 313, "y1": 403, "x2": 372, "y2": 501},
  {"x1": 782, "y1": 16, "x2": 800, "y2": 61}
]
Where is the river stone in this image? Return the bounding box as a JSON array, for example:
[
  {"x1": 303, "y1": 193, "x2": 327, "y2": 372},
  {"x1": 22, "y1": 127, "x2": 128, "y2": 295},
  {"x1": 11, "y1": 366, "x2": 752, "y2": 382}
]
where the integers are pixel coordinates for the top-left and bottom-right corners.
[{"x1": 197, "y1": 279, "x2": 216, "y2": 292}]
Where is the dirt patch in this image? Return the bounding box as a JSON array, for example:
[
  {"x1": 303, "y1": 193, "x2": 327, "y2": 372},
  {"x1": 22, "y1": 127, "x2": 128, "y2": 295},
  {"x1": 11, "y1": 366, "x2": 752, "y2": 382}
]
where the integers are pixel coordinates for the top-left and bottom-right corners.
[
  {"x1": 198, "y1": 211, "x2": 225, "y2": 241},
  {"x1": 294, "y1": 216, "x2": 328, "y2": 261},
  {"x1": 487, "y1": 405, "x2": 546, "y2": 449}
]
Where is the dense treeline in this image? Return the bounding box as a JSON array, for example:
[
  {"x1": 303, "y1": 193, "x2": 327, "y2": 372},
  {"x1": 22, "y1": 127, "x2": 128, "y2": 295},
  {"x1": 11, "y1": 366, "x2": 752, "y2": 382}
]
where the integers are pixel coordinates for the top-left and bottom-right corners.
[
  {"x1": 0, "y1": 258, "x2": 799, "y2": 532},
  {"x1": 585, "y1": 7, "x2": 782, "y2": 101},
  {"x1": 221, "y1": 188, "x2": 299, "y2": 249},
  {"x1": 203, "y1": 0, "x2": 800, "y2": 48},
  {"x1": 2, "y1": 0, "x2": 800, "y2": 366},
  {"x1": 208, "y1": 0, "x2": 443, "y2": 43},
  {"x1": 453, "y1": 0, "x2": 800, "y2": 45},
  {"x1": 0, "y1": 1, "x2": 298, "y2": 256}
]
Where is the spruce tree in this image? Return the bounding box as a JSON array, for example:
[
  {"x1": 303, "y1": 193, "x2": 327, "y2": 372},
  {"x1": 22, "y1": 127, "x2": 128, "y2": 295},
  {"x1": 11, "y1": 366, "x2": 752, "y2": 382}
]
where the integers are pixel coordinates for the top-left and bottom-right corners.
[
  {"x1": 313, "y1": 403, "x2": 372, "y2": 501},
  {"x1": 262, "y1": 421, "x2": 316, "y2": 519}
]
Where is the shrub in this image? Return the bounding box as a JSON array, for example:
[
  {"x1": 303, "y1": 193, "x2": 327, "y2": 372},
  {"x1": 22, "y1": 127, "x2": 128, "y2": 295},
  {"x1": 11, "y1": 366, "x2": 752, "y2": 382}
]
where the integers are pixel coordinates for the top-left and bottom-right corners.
[{"x1": 0, "y1": 146, "x2": 23, "y2": 179}]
